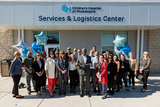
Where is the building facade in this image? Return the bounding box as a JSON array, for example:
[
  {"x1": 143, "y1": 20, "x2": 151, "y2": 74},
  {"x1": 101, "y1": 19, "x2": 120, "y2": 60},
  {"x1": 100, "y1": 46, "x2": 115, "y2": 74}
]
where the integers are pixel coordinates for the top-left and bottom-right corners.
[{"x1": 0, "y1": 0, "x2": 160, "y2": 73}]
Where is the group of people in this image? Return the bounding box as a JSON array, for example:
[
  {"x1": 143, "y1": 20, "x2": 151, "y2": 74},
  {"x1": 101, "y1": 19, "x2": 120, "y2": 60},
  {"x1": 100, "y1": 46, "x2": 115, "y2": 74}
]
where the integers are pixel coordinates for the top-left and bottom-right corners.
[{"x1": 9, "y1": 46, "x2": 151, "y2": 99}]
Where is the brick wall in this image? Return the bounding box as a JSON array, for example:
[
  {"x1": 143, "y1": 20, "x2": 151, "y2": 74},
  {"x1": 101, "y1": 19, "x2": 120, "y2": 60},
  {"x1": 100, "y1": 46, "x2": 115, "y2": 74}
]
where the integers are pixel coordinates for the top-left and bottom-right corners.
[
  {"x1": 0, "y1": 29, "x2": 14, "y2": 73},
  {"x1": 148, "y1": 29, "x2": 160, "y2": 73}
]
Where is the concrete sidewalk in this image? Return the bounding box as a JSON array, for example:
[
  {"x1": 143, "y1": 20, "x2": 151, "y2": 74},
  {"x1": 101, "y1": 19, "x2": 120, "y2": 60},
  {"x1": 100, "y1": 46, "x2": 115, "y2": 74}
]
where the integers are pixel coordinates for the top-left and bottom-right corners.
[{"x1": 0, "y1": 74, "x2": 160, "y2": 107}]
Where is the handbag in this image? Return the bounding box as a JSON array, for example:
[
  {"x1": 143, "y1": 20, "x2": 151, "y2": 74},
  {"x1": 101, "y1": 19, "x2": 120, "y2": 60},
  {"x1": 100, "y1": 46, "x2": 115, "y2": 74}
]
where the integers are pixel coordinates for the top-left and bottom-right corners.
[{"x1": 136, "y1": 72, "x2": 143, "y2": 81}]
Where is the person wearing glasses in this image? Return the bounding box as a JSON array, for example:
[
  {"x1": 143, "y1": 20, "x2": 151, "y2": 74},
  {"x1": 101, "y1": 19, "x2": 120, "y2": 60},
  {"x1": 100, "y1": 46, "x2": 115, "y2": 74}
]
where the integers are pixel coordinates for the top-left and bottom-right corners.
[
  {"x1": 77, "y1": 49, "x2": 81, "y2": 57},
  {"x1": 45, "y1": 50, "x2": 58, "y2": 97},
  {"x1": 96, "y1": 54, "x2": 108, "y2": 99},
  {"x1": 117, "y1": 54, "x2": 130, "y2": 92},
  {"x1": 66, "y1": 47, "x2": 72, "y2": 60},
  {"x1": 9, "y1": 51, "x2": 24, "y2": 98},
  {"x1": 73, "y1": 48, "x2": 78, "y2": 59},
  {"x1": 57, "y1": 50, "x2": 69, "y2": 96},
  {"x1": 32, "y1": 52, "x2": 45, "y2": 96},
  {"x1": 139, "y1": 51, "x2": 151, "y2": 92},
  {"x1": 128, "y1": 52, "x2": 137, "y2": 89}
]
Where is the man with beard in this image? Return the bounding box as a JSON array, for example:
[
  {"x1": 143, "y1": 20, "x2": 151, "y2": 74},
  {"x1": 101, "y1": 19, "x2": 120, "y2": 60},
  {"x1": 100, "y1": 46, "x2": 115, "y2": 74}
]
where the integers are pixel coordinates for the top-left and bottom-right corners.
[{"x1": 22, "y1": 51, "x2": 36, "y2": 95}]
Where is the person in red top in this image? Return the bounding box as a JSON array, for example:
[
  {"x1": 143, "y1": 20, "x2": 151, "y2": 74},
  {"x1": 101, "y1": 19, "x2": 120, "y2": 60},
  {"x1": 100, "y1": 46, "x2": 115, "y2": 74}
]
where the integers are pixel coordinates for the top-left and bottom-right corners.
[{"x1": 96, "y1": 54, "x2": 108, "y2": 99}]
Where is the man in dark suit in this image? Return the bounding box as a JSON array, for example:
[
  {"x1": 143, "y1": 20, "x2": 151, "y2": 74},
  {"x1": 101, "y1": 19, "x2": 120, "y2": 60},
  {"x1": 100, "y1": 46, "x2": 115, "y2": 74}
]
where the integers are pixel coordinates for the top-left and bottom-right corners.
[
  {"x1": 65, "y1": 47, "x2": 72, "y2": 60},
  {"x1": 76, "y1": 48, "x2": 92, "y2": 97}
]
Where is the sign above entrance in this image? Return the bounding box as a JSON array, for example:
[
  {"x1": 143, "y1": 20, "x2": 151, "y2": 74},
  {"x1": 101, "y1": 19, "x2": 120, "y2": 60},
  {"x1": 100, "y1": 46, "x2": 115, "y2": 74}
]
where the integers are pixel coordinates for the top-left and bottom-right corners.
[{"x1": 39, "y1": 4, "x2": 125, "y2": 23}]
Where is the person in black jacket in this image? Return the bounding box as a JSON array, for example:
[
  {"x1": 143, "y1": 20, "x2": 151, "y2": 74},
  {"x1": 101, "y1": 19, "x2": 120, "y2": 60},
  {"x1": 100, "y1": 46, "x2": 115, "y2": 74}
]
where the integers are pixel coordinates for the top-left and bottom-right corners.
[
  {"x1": 32, "y1": 52, "x2": 45, "y2": 96},
  {"x1": 107, "y1": 55, "x2": 117, "y2": 95},
  {"x1": 116, "y1": 54, "x2": 130, "y2": 92},
  {"x1": 57, "y1": 50, "x2": 69, "y2": 96}
]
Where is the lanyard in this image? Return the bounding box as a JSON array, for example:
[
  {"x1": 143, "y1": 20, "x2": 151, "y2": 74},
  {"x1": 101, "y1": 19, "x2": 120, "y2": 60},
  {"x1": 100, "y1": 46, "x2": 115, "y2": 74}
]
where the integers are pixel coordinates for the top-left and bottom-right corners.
[
  {"x1": 29, "y1": 58, "x2": 32, "y2": 66},
  {"x1": 142, "y1": 58, "x2": 146, "y2": 66},
  {"x1": 37, "y1": 60, "x2": 41, "y2": 68},
  {"x1": 98, "y1": 62, "x2": 103, "y2": 72}
]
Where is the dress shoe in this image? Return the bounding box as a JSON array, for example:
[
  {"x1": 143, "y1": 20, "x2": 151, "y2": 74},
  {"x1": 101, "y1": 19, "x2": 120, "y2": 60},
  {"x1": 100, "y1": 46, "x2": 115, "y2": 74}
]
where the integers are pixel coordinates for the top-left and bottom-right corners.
[
  {"x1": 28, "y1": 91, "x2": 31, "y2": 95},
  {"x1": 59, "y1": 93, "x2": 62, "y2": 96},
  {"x1": 110, "y1": 92, "x2": 114, "y2": 95},
  {"x1": 107, "y1": 90, "x2": 111, "y2": 93},
  {"x1": 16, "y1": 95, "x2": 24, "y2": 99},
  {"x1": 80, "y1": 94, "x2": 83, "y2": 97},
  {"x1": 94, "y1": 90, "x2": 97, "y2": 93},
  {"x1": 86, "y1": 93, "x2": 91, "y2": 97},
  {"x1": 132, "y1": 86, "x2": 135, "y2": 90},
  {"x1": 102, "y1": 96, "x2": 106, "y2": 99},
  {"x1": 141, "y1": 89, "x2": 146, "y2": 92},
  {"x1": 63, "y1": 92, "x2": 66, "y2": 96},
  {"x1": 73, "y1": 89, "x2": 76, "y2": 94},
  {"x1": 126, "y1": 88, "x2": 129, "y2": 91}
]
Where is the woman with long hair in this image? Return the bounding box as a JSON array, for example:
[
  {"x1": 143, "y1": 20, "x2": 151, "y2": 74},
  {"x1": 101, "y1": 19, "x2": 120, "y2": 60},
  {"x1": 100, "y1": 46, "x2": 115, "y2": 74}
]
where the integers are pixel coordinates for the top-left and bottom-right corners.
[
  {"x1": 41, "y1": 51, "x2": 47, "y2": 91},
  {"x1": 107, "y1": 55, "x2": 117, "y2": 95},
  {"x1": 57, "y1": 50, "x2": 69, "y2": 96},
  {"x1": 45, "y1": 50, "x2": 57, "y2": 97},
  {"x1": 32, "y1": 52, "x2": 45, "y2": 96},
  {"x1": 117, "y1": 54, "x2": 130, "y2": 92},
  {"x1": 128, "y1": 52, "x2": 137, "y2": 89},
  {"x1": 68, "y1": 54, "x2": 77, "y2": 94},
  {"x1": 139, "y1": 51, "x2": 151, "y2": 92}
]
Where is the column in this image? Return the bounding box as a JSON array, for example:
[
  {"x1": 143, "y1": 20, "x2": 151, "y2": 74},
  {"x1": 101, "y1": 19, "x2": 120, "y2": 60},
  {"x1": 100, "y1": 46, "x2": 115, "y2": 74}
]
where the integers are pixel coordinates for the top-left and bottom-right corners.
[
  {"x1": 140, "y1": 28, "x2": 144, "y2": 58},
  {"x1": 136, "y1": 29, "x2": 140, "y2": 68},
  {"x1": 18, "y1": 27, "x2": 20, "y2": 42}
]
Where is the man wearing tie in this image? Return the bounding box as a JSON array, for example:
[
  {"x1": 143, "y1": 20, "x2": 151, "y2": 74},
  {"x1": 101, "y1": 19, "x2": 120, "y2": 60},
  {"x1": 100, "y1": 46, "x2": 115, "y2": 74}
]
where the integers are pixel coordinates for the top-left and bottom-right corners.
[{"x1": 76, "y1": 48, "x2": 92, "y2": 97}]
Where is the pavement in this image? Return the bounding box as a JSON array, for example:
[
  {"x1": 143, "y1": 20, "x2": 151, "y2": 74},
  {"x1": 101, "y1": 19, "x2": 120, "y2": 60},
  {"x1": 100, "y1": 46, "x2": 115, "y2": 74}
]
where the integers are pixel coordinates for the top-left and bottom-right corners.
[{"x1": 0, "y1": 74, "x2": 160, "y2": 107}]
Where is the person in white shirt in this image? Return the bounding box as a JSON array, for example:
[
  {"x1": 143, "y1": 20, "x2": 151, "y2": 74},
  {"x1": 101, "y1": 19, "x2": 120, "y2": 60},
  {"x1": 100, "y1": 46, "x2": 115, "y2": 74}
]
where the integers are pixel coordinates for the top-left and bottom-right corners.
[
  {"x1": 90, "y1": 51, "x2": 99, "y2": 93},
  {"x1": 69, "y1": 54, "x2": 77, "y2": 94},
  {"x1": 45, "y1": 50, "x2": 57, "y2": 97}
]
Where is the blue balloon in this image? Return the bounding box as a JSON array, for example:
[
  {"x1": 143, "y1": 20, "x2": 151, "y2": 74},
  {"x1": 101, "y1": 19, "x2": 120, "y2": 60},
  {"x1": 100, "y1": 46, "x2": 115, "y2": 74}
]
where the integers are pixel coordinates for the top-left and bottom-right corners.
[
  {"x1": 113, "y1": 35, "x2": 125, "y2": 48},
  {"x1": 35, "y1": 31, "x2": 48, "y2": 46},
  {"x1": 31, "y1": 42, "x2": 44, "y2": 54},
  {"x1": 22, "y1": 48, "x2": 28, "y2": 57},
  {"x1": 116, "y1": 44, "x2": 131, "y2": 58}
]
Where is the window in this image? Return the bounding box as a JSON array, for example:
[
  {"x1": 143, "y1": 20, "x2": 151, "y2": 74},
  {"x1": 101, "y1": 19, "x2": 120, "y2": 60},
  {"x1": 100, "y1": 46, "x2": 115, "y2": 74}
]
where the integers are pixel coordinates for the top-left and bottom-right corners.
[
  {"x1": 102, "y1": 31, "x2": 115, "y2": 53},
  {"x1": 47, "y1": 31, "x2": 59, "y2": 44},
  {"x1": 33, "y1": 31, "x2": 59, "y2": 45},
  {"x1": 102, "y1": 31, "x2": 128, "y2": 53}
]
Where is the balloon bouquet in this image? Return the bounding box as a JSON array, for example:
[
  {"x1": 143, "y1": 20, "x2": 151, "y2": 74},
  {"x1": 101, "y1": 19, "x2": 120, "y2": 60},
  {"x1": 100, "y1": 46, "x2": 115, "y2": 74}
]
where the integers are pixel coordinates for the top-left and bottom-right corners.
[
  {"x1": 113, "y1": 35, "x2": 131, "y2": 58},
  {"x1": 32, "y1": 31, "x2": 48, "y2": 56},
  {"x1": 113, "y1": 35, "x2": 131, "y2": 85},
  {"x1": 12, "y1": 31, "x2": 48, "y2": 58}
]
